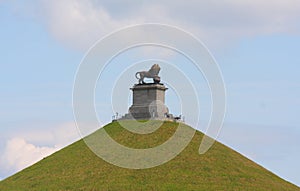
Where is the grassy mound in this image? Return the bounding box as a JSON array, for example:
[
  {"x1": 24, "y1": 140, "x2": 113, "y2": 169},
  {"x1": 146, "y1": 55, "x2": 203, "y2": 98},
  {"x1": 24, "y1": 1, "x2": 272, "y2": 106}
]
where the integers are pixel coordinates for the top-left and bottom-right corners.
[{"x1": 0, "y1": 121, "x2": 298, "y2": 190}]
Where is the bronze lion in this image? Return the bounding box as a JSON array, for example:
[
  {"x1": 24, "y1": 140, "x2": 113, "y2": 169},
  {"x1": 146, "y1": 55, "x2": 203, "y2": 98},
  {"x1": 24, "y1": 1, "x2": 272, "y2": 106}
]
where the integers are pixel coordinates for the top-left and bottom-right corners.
[{"x1": 135, "y1": 64, "x2": 161, "y2": 84}]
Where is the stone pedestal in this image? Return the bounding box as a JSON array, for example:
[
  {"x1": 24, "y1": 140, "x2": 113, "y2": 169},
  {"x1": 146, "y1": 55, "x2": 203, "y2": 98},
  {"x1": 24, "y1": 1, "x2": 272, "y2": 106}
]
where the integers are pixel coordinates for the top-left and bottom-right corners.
[{"x1": 126, "y1": 83, "x2": 169, "y2": 120}]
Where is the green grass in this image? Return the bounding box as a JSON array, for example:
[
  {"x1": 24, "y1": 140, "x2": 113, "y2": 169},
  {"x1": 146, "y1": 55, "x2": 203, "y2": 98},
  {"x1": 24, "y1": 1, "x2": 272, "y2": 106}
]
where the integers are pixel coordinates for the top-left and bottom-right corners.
[{"x1": 0, "y1": 121, "x2": 299, "y2": 190}]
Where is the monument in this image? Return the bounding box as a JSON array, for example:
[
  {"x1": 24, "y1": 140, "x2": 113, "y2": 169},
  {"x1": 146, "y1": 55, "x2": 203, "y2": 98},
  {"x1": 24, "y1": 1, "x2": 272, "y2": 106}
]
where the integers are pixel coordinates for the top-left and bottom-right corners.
[{"x1": 121, "y1": 64, "x2": 174, "y2": 120}]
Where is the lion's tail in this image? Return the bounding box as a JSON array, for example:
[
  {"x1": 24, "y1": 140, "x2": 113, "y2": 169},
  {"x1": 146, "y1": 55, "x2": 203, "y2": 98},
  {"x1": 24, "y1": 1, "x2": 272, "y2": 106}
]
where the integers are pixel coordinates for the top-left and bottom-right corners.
[{"x1": 135, "y1": 72, "x2": 140, "y2": 79}]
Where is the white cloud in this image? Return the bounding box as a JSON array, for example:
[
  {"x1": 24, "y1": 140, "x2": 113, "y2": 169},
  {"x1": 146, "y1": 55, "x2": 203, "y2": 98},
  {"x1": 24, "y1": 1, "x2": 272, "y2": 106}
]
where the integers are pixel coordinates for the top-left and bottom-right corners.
[
  {"x1": 38, "y1": 0, "x2": 300, "y2": 50},
  {"x1": 17, "y1": 122, "x2": 81, "y2": 147},
  {"x1": 6, "y1": 0, "x2": 300, "y2": 51},
  {"x1": 36, "y1": 0, "x2": 143, "y2": 51},
  {"x1": 163, "y1": 0, "x2": 300, "y2": 49},
  {"x1": 0, "y1": 138, "x2": 58, "y2": 172},
  {"x1": 0, "y1": 121, "x2": 82, "y2": 178}
]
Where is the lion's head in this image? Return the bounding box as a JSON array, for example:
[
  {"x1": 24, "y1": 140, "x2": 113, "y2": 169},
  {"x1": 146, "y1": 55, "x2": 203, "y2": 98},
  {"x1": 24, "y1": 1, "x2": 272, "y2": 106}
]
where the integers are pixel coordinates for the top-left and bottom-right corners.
[{"x1": 149, "y1": 64, "x2": 160, "y2": 76}]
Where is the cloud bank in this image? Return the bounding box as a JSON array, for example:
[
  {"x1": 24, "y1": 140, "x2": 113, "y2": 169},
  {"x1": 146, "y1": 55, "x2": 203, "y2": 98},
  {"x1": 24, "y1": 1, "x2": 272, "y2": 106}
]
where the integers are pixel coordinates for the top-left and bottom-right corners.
[
  {"x1": 0, "y1": 138, "x2": 58, "y2": 172},
  {"x1": 0, "y1": 122, "x2": 81, "y2": 179},
  {"x1": 7, "y1": 0, "x2": 300, "y2": 51}
]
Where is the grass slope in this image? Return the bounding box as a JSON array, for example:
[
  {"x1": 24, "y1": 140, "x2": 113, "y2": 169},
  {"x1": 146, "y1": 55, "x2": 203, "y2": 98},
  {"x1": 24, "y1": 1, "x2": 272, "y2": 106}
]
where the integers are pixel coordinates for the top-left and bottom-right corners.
[{"x1": 0, "y1": 121, "x2": 299, "y2": 191}]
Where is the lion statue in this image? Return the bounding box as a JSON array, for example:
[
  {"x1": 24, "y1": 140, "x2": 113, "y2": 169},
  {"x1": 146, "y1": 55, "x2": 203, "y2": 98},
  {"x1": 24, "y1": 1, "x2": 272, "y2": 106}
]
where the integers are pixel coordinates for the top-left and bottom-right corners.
[{"x1": 135, "y1": 64, "x2": 161, "y2": 84}]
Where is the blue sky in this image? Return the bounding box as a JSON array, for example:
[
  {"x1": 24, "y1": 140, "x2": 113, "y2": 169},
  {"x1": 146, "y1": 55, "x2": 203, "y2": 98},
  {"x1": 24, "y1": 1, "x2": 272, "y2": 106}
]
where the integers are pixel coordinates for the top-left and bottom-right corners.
[{"x1": 0, "y1": 0, "x2": 300, "y2": 186}]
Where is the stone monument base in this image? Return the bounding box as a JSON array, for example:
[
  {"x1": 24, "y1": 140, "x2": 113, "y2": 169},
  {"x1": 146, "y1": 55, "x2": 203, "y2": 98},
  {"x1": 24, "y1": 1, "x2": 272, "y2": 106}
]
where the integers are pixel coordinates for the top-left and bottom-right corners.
[{"x1": 121, "y1": 83, "x2": 173, "y2": 120}]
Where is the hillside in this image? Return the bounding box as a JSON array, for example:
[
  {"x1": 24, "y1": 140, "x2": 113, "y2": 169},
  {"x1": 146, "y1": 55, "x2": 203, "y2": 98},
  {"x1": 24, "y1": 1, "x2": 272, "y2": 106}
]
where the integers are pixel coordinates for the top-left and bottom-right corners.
[{"x1": 0, "y1": 121, "x2": 299, "y2": 191}]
